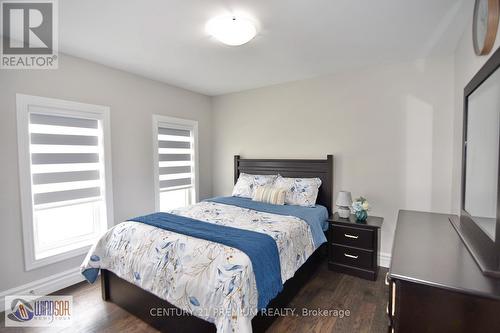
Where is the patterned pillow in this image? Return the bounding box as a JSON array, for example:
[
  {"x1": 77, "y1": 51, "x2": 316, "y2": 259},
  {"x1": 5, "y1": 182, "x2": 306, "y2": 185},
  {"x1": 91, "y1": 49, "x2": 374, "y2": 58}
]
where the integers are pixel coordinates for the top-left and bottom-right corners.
[
  {"x1": 274, "y1": 176, "x2": 322, "y2": 207},
  {"x1": 232, "y1": 173, "x2": 278, "y2": 198},
  {"x1": 252, "y1": 185, "x2": 286, "y2": 205}
]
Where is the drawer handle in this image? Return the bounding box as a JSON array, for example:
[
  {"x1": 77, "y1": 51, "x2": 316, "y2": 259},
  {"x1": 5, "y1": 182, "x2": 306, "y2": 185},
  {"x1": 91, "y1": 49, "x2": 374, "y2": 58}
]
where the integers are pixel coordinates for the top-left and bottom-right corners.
[
  {"x1": 344, "y1": 253, "x2": 358, "y2": 259},
  {"x1": 344, "y1": 233, "x2": 359, "y2": 239},
  {"x1": 385, "y1": 272, "x2": 390, "y2": 286}
]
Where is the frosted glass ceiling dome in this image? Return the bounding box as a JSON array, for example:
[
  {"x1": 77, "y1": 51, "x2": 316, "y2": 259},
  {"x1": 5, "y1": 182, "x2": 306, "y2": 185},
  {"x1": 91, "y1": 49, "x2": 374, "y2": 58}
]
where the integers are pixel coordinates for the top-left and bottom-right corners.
[{"x1": 206, "y1": 16, "x2": 257, "y2": 46}]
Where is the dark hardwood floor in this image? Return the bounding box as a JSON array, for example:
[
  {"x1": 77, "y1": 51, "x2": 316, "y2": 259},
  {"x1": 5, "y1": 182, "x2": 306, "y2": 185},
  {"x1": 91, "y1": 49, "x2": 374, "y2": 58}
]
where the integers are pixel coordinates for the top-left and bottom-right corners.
[{"x1": 1, "y1": 260, "x2": 389, "y2": 333}]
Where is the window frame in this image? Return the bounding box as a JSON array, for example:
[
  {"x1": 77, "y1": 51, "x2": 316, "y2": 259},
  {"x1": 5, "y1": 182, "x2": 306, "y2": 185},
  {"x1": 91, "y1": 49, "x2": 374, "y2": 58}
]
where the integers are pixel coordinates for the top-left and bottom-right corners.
[
  {"x1": 152, "y1": 115, "x2": 199, "y2": 211},
  {"x1": 16, "y1": 94, "x2": 114, "y2": 271}
]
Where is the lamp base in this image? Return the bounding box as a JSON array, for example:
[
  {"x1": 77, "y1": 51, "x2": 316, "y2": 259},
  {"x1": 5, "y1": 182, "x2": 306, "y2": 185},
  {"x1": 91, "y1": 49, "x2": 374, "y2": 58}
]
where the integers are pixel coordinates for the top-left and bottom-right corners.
[{"x1": 337, "y1": 207, "x2": 351, "y2": 219}]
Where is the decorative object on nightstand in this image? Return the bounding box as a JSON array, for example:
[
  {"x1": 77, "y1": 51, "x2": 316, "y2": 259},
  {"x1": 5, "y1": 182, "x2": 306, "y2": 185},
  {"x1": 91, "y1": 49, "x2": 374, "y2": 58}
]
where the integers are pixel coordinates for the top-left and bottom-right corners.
[
  {"x1": 328, "y1": 212, "x2": 383, "y2": 280},
  {"x1": 335, "y1": 191, "x2": 352, "y2": 218},
  {"x1": 352, "y1": 196, "x2": 369, "y2": 222}
]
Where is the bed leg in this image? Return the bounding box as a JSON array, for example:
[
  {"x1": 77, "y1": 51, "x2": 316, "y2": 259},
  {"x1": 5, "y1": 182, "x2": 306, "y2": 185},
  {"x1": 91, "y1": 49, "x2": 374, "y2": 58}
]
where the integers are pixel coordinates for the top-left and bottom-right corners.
[{"x1": 101, "y1": 270, "x2": 110, "y2": 301}]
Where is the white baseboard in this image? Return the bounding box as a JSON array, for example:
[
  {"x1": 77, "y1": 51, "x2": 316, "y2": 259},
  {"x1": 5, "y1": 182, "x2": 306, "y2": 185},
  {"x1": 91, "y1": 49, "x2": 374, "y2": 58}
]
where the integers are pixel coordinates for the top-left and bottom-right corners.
[
  {"x1": 379, "y1": 252, "x2": 391, "y2": 268},
  {"x1": 0, "y1": 267, "x2": 84, "y2": 312}
]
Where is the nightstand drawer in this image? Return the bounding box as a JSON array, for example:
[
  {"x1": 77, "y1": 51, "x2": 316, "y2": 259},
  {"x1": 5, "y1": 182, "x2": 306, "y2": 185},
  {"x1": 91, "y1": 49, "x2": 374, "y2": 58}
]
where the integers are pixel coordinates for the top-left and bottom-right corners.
[
  {"x1": 331, "y1": 244, "x2": 373, "y2": 270},
  {"x1": 331, "y1": 224, "x2": 374, "y2": 249}
]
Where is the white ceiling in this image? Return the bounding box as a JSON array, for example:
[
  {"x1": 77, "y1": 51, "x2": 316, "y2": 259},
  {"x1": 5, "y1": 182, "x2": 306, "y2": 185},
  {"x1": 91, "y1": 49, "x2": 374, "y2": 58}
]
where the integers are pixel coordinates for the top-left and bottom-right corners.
[{"x1": 60, "y1": 0, "x2": 470, "y2": 96}]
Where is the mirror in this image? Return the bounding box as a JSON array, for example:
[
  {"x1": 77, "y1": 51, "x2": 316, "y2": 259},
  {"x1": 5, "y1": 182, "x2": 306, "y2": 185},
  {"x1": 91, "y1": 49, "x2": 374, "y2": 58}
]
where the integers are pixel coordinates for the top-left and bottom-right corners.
[
  {"x1": 465, "y1": 67, "x2": 500, "y2": 241},
  {"x1": 452, "y1": 45, "x2": 500, "y2": 278}
]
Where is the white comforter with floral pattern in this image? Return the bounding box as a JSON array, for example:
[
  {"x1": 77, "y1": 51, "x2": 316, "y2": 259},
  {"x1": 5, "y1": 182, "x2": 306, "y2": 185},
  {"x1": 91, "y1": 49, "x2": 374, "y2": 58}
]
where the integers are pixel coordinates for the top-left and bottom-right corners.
[{"x1": 81, "y1": 201, "x2": 316, "y2": 333}]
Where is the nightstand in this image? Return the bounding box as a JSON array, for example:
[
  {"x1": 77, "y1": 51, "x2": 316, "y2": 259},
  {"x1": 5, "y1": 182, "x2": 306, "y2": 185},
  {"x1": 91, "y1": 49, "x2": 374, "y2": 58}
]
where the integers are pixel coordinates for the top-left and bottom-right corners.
[{"x1": 328, "y1": 212, "x2": 383, "y2": 281}]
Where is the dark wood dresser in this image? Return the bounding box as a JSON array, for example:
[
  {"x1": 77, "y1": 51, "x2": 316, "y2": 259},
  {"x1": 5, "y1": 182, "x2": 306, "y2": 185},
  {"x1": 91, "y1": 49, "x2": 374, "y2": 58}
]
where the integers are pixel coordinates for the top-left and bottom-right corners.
[
  {"x1": 388, "y1": 210, "x2": 500, "y2": 332},
  {"x1": 328, "y1": 213, "x2": 383, "y2": 280}
]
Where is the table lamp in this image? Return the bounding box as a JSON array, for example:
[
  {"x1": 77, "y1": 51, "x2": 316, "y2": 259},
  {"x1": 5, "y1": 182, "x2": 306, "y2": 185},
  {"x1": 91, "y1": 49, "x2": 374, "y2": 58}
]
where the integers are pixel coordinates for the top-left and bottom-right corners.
[{"x1": 336, "y1": 191, "x2": 352, "y2": 218}]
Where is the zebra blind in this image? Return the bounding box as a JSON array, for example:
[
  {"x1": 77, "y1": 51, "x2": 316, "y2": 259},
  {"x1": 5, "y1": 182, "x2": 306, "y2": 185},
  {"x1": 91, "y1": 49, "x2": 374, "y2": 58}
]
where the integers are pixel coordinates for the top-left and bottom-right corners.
[
  {"x1": 157, "y1": 125, "x2": 194, "y2": 191},
  {"x1": 29, "y1": 113, "x2": 103, "y2": 207}
]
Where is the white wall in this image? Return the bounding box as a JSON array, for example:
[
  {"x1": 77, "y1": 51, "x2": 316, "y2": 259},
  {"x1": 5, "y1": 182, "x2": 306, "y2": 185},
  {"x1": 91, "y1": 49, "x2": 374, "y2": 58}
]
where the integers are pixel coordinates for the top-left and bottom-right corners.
[
  {"x1": 452, "y1": 12, "x2": 500, "y2": 213},
  {"x1": 211, "y1": 56, "x2": 455, "y2": 256},
  {"x1": 0, "y1": 54, "x2": 212, "y2": 292}
]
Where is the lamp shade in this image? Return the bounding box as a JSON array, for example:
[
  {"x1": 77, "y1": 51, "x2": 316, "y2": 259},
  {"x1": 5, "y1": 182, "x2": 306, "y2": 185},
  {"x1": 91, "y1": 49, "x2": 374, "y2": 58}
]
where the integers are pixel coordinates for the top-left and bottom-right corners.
[{"x1": 336, "y1": 191, "x2": 352, "y2": 207}]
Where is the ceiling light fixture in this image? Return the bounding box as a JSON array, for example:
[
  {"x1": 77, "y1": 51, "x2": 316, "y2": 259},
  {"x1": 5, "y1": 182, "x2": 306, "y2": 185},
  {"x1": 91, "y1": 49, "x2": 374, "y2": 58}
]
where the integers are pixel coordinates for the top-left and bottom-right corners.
[{"x1": 206, "y1": 16, "x2": 257, "y2": 46}]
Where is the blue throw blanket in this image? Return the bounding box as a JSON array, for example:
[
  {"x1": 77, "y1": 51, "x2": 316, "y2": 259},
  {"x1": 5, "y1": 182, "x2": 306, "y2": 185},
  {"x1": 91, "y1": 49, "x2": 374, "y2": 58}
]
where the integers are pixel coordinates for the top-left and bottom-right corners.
[
  {"x1": 206, "y1": 196, "x2": 328, "y2": 248},
  {"x1": 128, "y1": 212, "x2": 282, "y2": 310}
]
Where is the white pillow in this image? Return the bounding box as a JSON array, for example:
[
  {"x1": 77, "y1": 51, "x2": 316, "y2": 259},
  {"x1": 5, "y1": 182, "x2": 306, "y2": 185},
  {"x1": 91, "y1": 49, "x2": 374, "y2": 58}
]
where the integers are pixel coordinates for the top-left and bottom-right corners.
[
  {"x1": 252, "y1": 185, "x2": 286, "y2": 205},
  {"x1": 274, "y1": 176, "x2": 322, "y2": 207},
  {"x1": 232, "y1": 173, "x2": 278, "y2": 198}
]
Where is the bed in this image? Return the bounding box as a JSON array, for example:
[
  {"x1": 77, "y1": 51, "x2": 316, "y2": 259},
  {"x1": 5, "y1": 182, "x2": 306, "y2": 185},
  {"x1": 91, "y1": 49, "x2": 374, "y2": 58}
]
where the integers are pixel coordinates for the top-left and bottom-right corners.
[{"x1": 81, "y1": 155, "x2": 333, "y2": 333}]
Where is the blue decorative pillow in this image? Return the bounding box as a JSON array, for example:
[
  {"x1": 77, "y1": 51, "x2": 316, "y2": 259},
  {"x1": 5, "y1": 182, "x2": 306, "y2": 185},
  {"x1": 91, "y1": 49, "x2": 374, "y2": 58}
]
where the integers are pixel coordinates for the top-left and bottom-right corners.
[
  {"x1": 274, "y1": 176, "x2": 322, "y2": 207},
  {"x1": 232, "y1": 173, "x2": 278, "y2": 198}
]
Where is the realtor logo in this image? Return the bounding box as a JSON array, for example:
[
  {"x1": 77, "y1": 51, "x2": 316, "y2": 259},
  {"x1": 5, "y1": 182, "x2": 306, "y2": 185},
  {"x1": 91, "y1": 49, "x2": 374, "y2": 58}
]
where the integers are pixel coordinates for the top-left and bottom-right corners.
[
  {"x1": 1, "y1": 0, "x2": 58, "y2": 69},
  {"x1": 5, "y1": 295, "x2": 72, "y2": 327},
  {"x1": 8, "y1": 298, "x2": 35, "y2": 322}
]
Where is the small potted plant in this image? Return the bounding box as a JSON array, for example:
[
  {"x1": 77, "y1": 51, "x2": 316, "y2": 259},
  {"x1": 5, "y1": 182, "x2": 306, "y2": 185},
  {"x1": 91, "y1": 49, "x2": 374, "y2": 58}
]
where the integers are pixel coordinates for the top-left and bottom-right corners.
[{"x1": 352, "y1": 197, "x2": 370, "y2": 222}]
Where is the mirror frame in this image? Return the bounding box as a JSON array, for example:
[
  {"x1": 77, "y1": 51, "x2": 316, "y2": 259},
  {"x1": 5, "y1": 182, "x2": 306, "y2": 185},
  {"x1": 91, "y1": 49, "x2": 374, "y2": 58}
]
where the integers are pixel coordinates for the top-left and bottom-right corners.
[{"x1": 450, "y1": 45, "x2": 500, "y2": 279}]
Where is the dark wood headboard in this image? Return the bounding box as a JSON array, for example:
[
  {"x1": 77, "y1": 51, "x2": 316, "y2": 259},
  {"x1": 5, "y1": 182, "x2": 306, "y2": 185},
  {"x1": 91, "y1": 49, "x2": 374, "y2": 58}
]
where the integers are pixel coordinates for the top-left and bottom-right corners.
[{"x1": 234, "y1": 155, "x2": 334, "y2": 214}]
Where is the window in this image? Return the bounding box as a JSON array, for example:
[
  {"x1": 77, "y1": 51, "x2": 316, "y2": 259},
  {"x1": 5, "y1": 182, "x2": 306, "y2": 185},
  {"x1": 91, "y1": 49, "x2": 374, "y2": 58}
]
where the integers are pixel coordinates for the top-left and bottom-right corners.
[
  {"x1": 17, "y1": 94, "x2": 113, "y2": 270},
  {"x1": 153, "y1": 115, "x2": 198, "y2": 211}
]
